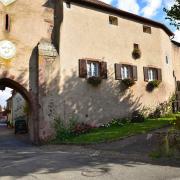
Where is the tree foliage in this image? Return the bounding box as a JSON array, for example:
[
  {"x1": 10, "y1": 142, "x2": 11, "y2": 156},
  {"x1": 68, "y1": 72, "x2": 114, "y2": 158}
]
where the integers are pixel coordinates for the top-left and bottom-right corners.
[{"x1": 164, "y1": 0, "x2": 180, "y2": 29}]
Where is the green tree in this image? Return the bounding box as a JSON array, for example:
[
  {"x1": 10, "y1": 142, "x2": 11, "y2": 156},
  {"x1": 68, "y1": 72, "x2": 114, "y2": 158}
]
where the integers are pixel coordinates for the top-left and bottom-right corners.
[{"x1": 164, "y1": 0, "x2": 180, "y2": 29}]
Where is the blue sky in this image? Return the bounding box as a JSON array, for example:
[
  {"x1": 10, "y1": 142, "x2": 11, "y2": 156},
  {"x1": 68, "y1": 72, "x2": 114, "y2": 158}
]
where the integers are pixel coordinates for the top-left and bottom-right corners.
[
  {"x1": 102, "y1": 0, "x2": 180, "y2": 41},
  {"x1": 0, "y1": 88, "x2": 12, "y2": 108}
]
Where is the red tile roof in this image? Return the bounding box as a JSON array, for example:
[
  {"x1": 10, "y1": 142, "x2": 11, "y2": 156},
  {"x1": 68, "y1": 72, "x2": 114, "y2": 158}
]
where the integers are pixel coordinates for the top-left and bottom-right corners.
[{"x1": 65, "y1": 0, "x2": 174, "y2": 36}]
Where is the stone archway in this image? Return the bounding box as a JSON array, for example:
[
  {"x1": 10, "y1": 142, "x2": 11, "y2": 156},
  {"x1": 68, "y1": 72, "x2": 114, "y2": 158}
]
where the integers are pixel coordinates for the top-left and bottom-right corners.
[{"x1": 0, "y1": 77, "x2": 38, "y2": 144}]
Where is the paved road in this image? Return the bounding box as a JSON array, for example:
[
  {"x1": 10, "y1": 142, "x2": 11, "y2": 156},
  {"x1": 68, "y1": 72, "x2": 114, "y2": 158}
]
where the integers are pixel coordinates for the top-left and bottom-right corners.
[
  {"x1": 0, "y1": 124, "x2": 31, "y2": 149},
  {"x1": 0, "y1": 125, "x2": 180, "y2": 180}
]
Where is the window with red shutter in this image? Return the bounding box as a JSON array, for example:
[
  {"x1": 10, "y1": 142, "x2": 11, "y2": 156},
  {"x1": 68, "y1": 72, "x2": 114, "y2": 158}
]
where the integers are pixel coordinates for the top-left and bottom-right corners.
[
  {"x1": 79, "y1": 59, "x2": 107, "y2": 79},
  {"x1": 115, "y1": 64, "x2": 137, "y2": 81},
  {"x1": 144, "y1": 67, "x2": 162, "y2": 82}
]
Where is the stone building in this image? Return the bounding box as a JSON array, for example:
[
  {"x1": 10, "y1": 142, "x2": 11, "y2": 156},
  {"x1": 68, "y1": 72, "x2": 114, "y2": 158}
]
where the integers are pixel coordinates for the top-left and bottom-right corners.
[
  {"x1": 6, "y1": 91, "x2": 27, "y2": 127},
  {"x1": 0, "y1": 0, "x2": 180, "y2": 143}
]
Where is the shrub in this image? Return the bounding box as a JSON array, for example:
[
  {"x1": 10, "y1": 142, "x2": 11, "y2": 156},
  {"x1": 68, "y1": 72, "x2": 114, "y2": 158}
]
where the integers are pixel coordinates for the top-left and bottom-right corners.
[
  {"x1": 131, "y1": 110, "x2": 145, "y2": 123},
  {"x1": 72, "y1": 123, "x2": 94, "y2": 135},
  {"x1": 54, "y1": 117, "x2": 95, "y2": 140},
  {"x1": 149, "y1": 108, "x2": 161, "y2": 118},
  {"x1": 149, "y1": 97, "x2": 175, "y2": 118},
  {"x1": 175, "y1": 116, "x2": 180, "y2": 130},
  {"x1": 152, "y1": 130, "x2": 180, "y2": 158},
  {"x1": 102, "y1": 118, "x2": 130, "y2": 128},
  {"x1": 122, "y1": 78, "x2": 135, "y2": 87},
  {"x1": 54, "y1": 117, "x2": 72, "y2": 141},
  {"x1": 87, "y1": 76, "x2": 102, "y2": 86},
  {"x1": 132, "y1": 48, "x2": 141, "y2": 59},
  {"x1": 146, "y1": 80, "x2": 161, "y2": 92}
]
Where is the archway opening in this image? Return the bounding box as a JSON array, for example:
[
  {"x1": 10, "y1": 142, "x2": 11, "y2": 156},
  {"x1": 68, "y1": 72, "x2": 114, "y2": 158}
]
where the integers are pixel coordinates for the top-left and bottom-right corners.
[{"x1": 0, "y1": 78, "x2": 33, "y2": 147}]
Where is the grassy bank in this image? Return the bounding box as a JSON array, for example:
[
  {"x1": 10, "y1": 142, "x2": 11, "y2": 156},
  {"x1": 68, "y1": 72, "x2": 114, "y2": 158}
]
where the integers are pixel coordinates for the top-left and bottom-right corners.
[{"x1": 53, "y1": 116, "x2": 176, "y2": 145}]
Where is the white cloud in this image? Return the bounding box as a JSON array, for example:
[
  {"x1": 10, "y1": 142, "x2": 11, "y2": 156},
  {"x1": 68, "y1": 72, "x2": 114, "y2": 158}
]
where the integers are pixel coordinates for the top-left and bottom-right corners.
[
  {"x1": 0, "y1": 88, "x2": 12, "y2": 107},
  {"x1": 163, "y1": 0, "x2": 175, "y2": 9},
  {"x1": 117, "y1": 0, "x2": 140, "y2": 14},
  {"x1": 141, "y1": 0, "x2": 162, "y2": 18},
  {"x1": 100, "y1": 0, "x2": 175, "y2": 19},
  {"x1": 173, "y1": 30, "x2": 180, "y2": 43}
]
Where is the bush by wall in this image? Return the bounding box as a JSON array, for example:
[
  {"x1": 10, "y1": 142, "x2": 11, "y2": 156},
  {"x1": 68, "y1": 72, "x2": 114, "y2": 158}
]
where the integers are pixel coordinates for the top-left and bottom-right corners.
[{"x1": 131, "y1": 110, "x2": 145, "y2": 123}]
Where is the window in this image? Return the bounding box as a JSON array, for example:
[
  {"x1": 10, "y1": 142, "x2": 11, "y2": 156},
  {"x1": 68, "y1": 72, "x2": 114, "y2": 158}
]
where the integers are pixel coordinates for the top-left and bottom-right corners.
[
  {"x1": 87, "y1": 61, "x2": 99, "y2": 78},
  {"x1": 147, "y1": 68, "x2": 158, "y2": 81},
  {"x1": 5, "y1": 14, "x2": 10, "y2": 32},
  {"x1": 143, "y1": 25, "x2": 151, "y2": 34},
  {"x1": 144, "y1": 67, "x2": 162, "y2": 82},
  {"x1": 121, "y1": 65, "x2": 133, "y2": 80},
  {"x1": 66, "y1": 2, "x2": 71, "y2": 8},
  {"x1": 134, "y1": 44, "x2": 139, "y2": 49},
  {"x1": 166, "y1": 56, "x2": 169, "y2": 64},
  {"x1": 115, "y1": 64, "x2": 137, "y2": 81},
  {"x1": 109, "y1": 16, "x2": 118, "y2": 26},
  {"x1": 79, "y1": 59, "x2": 107, "y2": 79}
]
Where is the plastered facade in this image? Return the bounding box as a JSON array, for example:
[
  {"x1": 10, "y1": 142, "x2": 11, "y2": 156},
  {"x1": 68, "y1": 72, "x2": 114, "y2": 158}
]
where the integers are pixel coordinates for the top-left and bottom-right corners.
[
  {"x1": 57, "y1": 2, "x2": 178, "y2": 126},
  {"x1": 1, "y1": 0, "x2": 180, "y2": 142}
]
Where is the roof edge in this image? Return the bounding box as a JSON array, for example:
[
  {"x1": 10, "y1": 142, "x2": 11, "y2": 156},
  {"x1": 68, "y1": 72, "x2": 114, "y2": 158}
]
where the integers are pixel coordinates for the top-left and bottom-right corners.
[
  {"x1": 65, "y1": 0, "x2": 174, "y2": 37},
  {"x1": 171, "y1": 40, "x2": 180, "y2": 47}
]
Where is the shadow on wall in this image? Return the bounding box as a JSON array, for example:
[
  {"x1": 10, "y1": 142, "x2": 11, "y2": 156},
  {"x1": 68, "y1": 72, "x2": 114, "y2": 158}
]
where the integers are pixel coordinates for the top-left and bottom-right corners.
[
  {"x1": 43, "y1": 0, "x2": 63, "y2": 52},
  {"x1": 43, "y1": 67, "x2": 144, "y2": 128}
]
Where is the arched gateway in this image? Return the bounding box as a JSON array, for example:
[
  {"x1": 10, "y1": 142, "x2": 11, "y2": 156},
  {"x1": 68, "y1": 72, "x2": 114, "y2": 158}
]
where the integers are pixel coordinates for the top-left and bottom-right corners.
[
  {"x1": 0, "y1": 77, "x2": 39, "y2": 144},
  {"x1": 0, "y1": 0, "x2": 61, "y2": 144}
]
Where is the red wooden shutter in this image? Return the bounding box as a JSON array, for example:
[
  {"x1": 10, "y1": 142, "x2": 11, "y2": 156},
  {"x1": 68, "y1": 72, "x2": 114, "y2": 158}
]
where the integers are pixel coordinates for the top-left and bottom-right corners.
[
  {"x1": 132, "y1": 66, "x2": 138, "y2": 81},
  {"x1": 143, "y1": 67, "x2": 149, "y2": 82},
  {"x1": 115, "y1": 63, "x2": 122, "y2": 80},
  {"x1": 100, "y1": 61, "x2": 107, "y2": 79},
  {"x1": 157, "y1": 68, "x2": 162, "y2": 82},
  {"x1": 79, "y1": 59, "x2": 87, "y2": 78}
]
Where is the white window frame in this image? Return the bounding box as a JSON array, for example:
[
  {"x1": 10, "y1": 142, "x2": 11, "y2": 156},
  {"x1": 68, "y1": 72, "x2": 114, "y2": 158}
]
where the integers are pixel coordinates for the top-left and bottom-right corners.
[
  {"x1": 121, "y1": 65, "x2": 132, "y2": 80},
  {"x1": 87, "y1": 61, "x2": 100, "y2": 78},
  {"x1": 148, "y1": 68, "x2": 157, "y2": 81}
]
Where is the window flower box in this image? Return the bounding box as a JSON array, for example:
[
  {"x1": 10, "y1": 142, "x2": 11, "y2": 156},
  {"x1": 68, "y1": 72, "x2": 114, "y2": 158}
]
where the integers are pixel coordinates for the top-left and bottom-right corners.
[
  {"x1": 87, "y1": 76, "x2": 102, "y2": 86},
  {"x1": 122, "y1": 78, "x2": 135, "y2": 87},
  {"x1": 146, "y1": 80, "x2": 161, "y2": 92},
  {"x1": 132, "y1": 48, "x2": 141, "y2": 59}
]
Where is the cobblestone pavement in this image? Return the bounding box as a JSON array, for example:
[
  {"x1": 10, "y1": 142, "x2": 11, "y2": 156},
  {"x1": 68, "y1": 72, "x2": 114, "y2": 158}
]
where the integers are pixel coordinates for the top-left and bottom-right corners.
[{"x1": 0, "y1": 125, "x2": 180, "y2": 180}]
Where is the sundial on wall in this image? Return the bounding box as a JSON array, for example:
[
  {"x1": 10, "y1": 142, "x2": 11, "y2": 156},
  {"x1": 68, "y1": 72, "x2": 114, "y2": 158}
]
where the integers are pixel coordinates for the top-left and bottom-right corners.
[
  {"x1": 0, "y1": 40, "x2": 16, "y2": 60},
  {"x1": 0, "y1": 0, "x2": 16, "y2": 6}
]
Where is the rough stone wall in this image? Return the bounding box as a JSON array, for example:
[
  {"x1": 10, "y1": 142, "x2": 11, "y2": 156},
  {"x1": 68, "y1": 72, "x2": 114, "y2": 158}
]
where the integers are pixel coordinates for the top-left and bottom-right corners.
[
  {"x1": 12, "y1": 93, "x2": 26, "y2": 124},
  {"x1": 38, "y1": 40, "x2": 60, "y2": 141}
]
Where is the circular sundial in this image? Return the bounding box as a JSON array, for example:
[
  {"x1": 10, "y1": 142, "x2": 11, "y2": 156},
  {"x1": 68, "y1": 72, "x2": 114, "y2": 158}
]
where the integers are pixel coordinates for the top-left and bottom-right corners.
[{"x1": 0, "y1": 40, "x2": 16, "y2": 60}]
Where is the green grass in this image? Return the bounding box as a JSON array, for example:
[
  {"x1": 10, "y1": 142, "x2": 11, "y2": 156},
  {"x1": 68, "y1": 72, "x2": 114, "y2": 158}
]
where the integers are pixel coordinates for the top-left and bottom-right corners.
[{"x1": 53, "y1": 116, "x2": 176, "y2": 145}]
